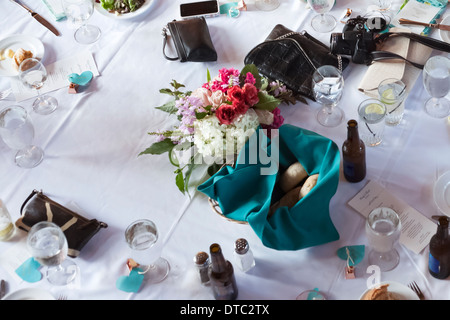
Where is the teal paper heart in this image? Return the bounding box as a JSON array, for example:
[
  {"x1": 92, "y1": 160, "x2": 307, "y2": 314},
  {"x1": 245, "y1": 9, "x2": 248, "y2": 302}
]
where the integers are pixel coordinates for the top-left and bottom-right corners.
[
  {"x1": 337, "y1": 245, "x2": 365, "y2": 266},
  {"x1": 68, "y1": 71, "x2": 93, "y2": 86},
  {"x1": 15, "y1": 257, "x2": 42, "y2": 283},
  {"x1": 116, "y1": 268, "x2": 145, "y2": 293}
]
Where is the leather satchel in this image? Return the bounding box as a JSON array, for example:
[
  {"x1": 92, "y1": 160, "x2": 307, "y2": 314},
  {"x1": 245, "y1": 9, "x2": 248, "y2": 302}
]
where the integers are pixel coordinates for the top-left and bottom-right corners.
[
  {"x1": 244, "y1": 24, "x2": 349, "y2": 101},
  {"x1": 162, "y1": 17, "x2": 217, "y2": 62},
  {"x1": 16, "y1": 190, "x2": 108, "y2": 258}
]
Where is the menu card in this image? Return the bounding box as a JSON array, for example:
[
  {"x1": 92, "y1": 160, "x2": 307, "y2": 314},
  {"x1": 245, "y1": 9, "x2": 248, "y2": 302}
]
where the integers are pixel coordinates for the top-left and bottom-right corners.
[
  {"x1": 11, "y1": 51, "x2": 99, "y2": 102},
  {"x1": 348, "y1": 180, "x2": 436, "y2": 254}
]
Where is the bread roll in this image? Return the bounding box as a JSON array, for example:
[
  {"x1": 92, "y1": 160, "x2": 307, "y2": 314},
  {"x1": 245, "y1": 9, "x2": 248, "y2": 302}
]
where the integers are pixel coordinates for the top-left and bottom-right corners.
[
  {"x1": 299, "y1": 174, "x2": 318, "y2": 198},
  {"x1": 269, "y1": 186, "x2": 301, "y2": 217},
  {"x1": 362, "y1": 284, "x2": 399, "y2": 300},
  {"x1": 13, "y1": 48, "x2": 33, "y2": 70},
  {"x1": 280, "y1": 162, "x2": 308, "y2": 193}
]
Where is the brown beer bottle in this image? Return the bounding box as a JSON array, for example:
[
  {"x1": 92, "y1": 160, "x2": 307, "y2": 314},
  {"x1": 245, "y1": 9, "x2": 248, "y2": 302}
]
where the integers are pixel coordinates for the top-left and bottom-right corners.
[
  {"x1": 342, "y1": 120, "x2": 366, "y2": 182},
  {"x1": 208, "y1": 243, "x2": 238, "y2": 300},
  {"x1": 428, "y1": 216, "x2": 450, "y2": 279}
]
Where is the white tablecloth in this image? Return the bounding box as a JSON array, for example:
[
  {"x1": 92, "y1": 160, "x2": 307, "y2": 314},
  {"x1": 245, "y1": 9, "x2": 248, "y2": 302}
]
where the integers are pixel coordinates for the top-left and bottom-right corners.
[{"x1": 0, "y1": 0, "x2": 449, "y2": 301}]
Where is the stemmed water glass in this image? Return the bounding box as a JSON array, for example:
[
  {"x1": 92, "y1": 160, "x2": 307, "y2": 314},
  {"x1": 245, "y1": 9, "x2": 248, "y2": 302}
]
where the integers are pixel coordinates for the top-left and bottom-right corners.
[
  {"x1": 422, "y1": 55, "x2": 450, "y2": 118},
  {"x1": 365, "y1": 207, "x2": 401, "y2": 272},
  {"x1": 62, "y1": 0, "x2": 101, "y2": 44},
  {"x1": 125, "y1": 219, "x2": 170, "y2": 283},
  {"x1": 370, "y1": 0, "x2": 392, "y2": 12},
  {"x1": 0, "y1": 105, "x2": 44, "y2": 168},
  {"x1": 312, "y1": 65, "x2": 344, "y2": 127},
  {"x1": 255, "y1": 0, "x2": 280, "y2": 11},
  {"x1": 27, "y1": 221, "x2": 78, "y2": 285},
  {"x1": 306, "y1": 0, "x2": 336, "y2": 33},
  {"x1": 18, "y1": 58, "x2": 58, "y2": 115}
]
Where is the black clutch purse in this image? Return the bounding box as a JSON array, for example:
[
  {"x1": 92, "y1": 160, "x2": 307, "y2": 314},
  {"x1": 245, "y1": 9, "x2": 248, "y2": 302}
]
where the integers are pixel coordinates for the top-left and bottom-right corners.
[
  {"x1": 15, "y1": 190, "x2": 108, "y2": 258},
  {"x1": 162, "y1": 17, "x2": 217, "y2": 62},
  {"x1": 244, "y1": 24, "x2": 349, "y2": 101}
]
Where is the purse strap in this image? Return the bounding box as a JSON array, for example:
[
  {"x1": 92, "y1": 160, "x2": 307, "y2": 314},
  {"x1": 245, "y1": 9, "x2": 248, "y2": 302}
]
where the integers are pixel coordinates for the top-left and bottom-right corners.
[
  {"x1": 371, "y1": 32, "x2": 450, "y2": 69},
  {"x1": 162, "y1": 26, "x2": 179, "y2": 61}
]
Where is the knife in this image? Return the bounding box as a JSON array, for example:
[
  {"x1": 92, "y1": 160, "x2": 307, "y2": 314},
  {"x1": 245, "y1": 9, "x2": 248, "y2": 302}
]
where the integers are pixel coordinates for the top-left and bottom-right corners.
[
  {"x1": 10, "y1": 0, "x2": 60, "y2": 36},
  {"x1": 398, "y1": 18, "x2": 450, "y2": 31},
  {"x1": 0, "y1": 280, "x2": 6, "y2": 299}
]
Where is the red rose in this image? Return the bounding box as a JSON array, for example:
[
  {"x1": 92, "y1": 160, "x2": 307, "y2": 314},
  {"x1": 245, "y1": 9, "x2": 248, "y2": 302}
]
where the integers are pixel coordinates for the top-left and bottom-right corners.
[
  {"x1": 227, "y1": 86, "x2": 245, "y2": 102},
  {"x1": 242, "y1": 83, "x2": 259, "y2": 106},
  {"x1": 232, "y1": 99, "x2": 249, "y2": 115},
  {"x1": 216, "y1": 104, "x2": 238, "y2": 125}
]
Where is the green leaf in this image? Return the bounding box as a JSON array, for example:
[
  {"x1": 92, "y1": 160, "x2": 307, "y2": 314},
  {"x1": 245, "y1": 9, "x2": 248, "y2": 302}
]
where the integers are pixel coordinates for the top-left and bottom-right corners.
[
  {"x1": 254, "y1": 91, "x2": 281, "y2": 111},
  {"x1": 206, "y1": 69, "x2": 211, "y2": 83},
  {"x1": 171, "y1": 80, "x2": 185, "y2": 90},
  {"x1": 139, "y1": 138, "x2": 175, "y2": 156},
  {"x1": 156, "y1": 100, "x2": 177, "y2": 114},
  {"x1": 175, "y1": 172, "x2": 185, "y2": 194}
]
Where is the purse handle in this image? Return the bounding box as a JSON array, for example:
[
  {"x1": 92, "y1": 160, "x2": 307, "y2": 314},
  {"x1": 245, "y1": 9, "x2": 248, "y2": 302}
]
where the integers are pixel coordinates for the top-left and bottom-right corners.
[
  {"x1": 162, "y1": 26, "x2": 179, "y2": 61},
  {"x1": 371, "y1": 32, "x2": 450, "y2": 69}
]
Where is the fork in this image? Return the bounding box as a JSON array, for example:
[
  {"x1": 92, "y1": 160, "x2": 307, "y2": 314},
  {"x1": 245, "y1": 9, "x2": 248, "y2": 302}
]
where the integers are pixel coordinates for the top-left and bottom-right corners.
[
  {"x1": 57, "y1": 294, "x2": 67, "y2": 300},
  {"x1": 0, "y1": 88, "x2": 12, "y2": 100},
  {"x1": 408, "y1": 281, "x2": 425, "y2": 300}
]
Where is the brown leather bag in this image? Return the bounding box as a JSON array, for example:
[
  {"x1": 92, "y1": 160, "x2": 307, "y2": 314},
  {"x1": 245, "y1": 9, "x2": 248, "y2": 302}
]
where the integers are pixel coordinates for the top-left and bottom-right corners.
[{"x1": 16, "y1": 190, "x2": 108, "y2": 258}]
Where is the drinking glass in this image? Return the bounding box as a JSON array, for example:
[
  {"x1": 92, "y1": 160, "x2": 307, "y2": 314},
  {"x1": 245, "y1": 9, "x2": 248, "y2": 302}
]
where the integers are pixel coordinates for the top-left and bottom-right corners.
[
  {"x1": 18, "y1": 58, "x2": 58, "y2": 115},
  {"x1": 423, "y1": 55, "x2": 450, "y2": 118},
  {"x1": 307, "y1": 0, "x2": 337, "y2": 33},
  {"x1": 27, "y1": 221, "x2": 78, "y2": 285},
  {"x1": 370, "y1": 0, "x2": 392, "y2": 12},
  {"x1": 358, "y1": 99, "x2": 386, "y2": 147},
  {"x1": 378, "y1": 78, "x2": 407, "y2": 125},
  {"x1": 365, "y1": 207, "x2": 401, "y2": 272},
  {"x1": 312, "y1": 65, "x2": 344, "y2": 127},
  {"x1": 62, "y1": 0, "x2": 101, "y2": 44},
  {"x1": 0, "y1": 105, "x2": 44, "y2": 168},
  {"x1": 0, "y1": 199, "x2": 15, "y2": 241},
  {"x1": 125, "y1": 219, "x2": 170, "y2": 283},
  {"x1": 255, "y1": 0, "x2": 280, "y2": 11}
]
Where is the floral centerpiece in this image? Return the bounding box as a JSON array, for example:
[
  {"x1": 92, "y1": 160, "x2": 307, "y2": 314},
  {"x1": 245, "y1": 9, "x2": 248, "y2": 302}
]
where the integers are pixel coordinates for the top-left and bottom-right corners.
[{"x1": 140, "y1": 64, "x2": 295, "y2": 195}]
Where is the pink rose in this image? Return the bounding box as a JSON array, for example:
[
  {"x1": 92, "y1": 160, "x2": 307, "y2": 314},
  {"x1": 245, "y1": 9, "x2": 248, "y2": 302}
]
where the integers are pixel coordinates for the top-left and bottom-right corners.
[
  {"x1": 242, "y1": 83, "x2": 259, "y2": 106},
  {"x1": 209, "y1": 90, "x2": 226, "y2": 109},
  {"x1": 216, "y1": 104, "x2": 238, "y2": 125},
  {"x1": 191, "y1": 87, "x2": 212, "y2": 107}
]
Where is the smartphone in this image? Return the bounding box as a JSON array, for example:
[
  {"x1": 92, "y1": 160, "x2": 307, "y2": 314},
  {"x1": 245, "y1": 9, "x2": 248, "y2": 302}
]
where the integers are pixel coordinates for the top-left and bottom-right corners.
[{"x1": 180, "y1": 0, "x2": 220, "y2": 19}]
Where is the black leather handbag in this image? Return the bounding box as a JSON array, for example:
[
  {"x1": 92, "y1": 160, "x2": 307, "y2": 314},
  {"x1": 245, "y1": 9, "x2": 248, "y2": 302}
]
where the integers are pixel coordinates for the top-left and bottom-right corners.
[
  {"x1": 244, "y1": 24, "x2": 349, "y2": 101},
  {"x1": 162, "y1": 17, "x2": 217, "y2": 62},
  {"x1": 16, "y1": 190, "x2": 108, "y2": 258}
]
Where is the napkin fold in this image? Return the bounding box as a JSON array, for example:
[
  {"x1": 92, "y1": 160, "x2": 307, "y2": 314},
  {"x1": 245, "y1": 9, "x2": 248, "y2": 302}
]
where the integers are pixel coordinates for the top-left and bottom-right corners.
[{"x1": 358, "y1": 27, "x2": 433, "y2": 98}]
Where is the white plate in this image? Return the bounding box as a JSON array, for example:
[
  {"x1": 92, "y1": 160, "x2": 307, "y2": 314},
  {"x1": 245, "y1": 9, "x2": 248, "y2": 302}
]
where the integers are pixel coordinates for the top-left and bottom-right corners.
[
  {"x1": 359, "y1": 281, "x2": 419, "y2": 300},
  {"x1": 2, "y1": 288, "x2": 55, "y2": 300},
  {"x1": 0, "y1": 35, "x2": 45, "y2": 77},
  {"x1": 434, "y1": 170, "x2": 450, "y2": 216},
  {"x1": 439, "y1": 16, "x2": 450, "y2": 43},
  {"x1": 94, "y1": 0, "x2": 154, "y2": 20}
]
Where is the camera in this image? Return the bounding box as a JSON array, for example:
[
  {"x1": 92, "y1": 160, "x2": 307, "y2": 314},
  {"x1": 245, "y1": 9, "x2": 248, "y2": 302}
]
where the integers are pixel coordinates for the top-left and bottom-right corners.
[{"x1": 330, "y1": 15, "x2": 387, "y2": 64}]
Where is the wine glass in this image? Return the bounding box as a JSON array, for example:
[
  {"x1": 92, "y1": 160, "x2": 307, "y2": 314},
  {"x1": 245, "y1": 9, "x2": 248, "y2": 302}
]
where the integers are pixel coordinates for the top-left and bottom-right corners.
[
  {"x1": 423, "y1": 55, "x2": 450, "y2": 118},
  {"x1": 125, "y1": 219, "x2": 170, "y2": 283},
  {"x1": 18, "y1": 58, "x2": 58, "y2": 115},
  {"x1": 307, "y1": 0, "x2": 337, "y2": 33},
  {"x1": 27, "y1": 221, "x2": 78, "y2": 285},
  {"x1": 365, "y1": 207, "x2": 401, "y2": 272},
  {"x1": 0, "y1": 105, "x2": 44, "y2": 168},
  {"x1": 62, "y1": 0, "x2": 101, "y2": 44},
  {"x1": 312, "y1": 65, "x2": 344, "y2": 127},
  {"x1": 255, "y1": 0, "x2": 280, "y2": 11},
  {"x1": 370, "y1": 0, "x2": 392, "y2": 12}
]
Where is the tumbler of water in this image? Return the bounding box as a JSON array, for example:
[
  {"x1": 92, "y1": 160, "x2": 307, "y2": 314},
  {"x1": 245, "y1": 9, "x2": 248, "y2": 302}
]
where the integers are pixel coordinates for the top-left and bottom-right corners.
[{"x1": 365, "y1": 207, "x2": 401, "y2": 272}]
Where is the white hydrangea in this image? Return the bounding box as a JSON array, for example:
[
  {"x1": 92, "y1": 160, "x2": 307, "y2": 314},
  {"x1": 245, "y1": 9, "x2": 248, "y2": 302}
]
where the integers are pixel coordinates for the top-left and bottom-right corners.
[{"x1": 193, "y1": 109, "x2": 260, "y2": 163}]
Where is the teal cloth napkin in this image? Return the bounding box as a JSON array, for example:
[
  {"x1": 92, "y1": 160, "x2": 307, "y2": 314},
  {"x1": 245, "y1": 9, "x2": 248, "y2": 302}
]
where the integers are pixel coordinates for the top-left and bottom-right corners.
[{"x1": 198, "y1": 124, "x2": 340, "y2": 250}]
